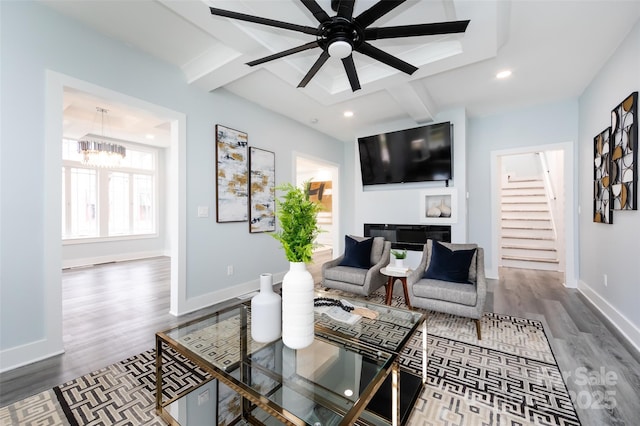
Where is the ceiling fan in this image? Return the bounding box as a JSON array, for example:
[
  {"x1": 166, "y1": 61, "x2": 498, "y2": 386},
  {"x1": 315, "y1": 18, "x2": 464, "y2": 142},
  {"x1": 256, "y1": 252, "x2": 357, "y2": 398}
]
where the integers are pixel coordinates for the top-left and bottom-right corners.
[{"x1": 209, "y1": 0, "x2": 470, "y2": 92}]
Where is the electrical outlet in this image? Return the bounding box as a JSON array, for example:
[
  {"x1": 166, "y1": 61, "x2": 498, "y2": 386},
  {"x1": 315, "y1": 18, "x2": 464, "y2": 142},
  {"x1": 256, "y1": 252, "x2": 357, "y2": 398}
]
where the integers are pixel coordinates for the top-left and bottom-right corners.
[
  {"x1": 604, "y1": 274, "x2": 608, "y2": 287},
  {"x1": 198, "y1": 389, "x2": 209, "y2": 405},
  {"x1": 227, "y1": 264, "x2": 233, "y2": 275}
]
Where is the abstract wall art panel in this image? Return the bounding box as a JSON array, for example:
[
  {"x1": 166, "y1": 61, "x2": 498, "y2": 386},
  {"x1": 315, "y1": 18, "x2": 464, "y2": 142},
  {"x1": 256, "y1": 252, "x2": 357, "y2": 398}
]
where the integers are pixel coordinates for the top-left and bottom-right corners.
[
  {"x1": 307, "y1": 181, "x2": 332, "y2": 213},
  {"x1": 215, "y1": 125, "x2": 248, "y2": 222},
  {"x1": 594, "y1": 127, "x2": 613, "y2": 224},
  {"x1": 308, "y1": 180, "x2": 332, "y2": 225},
  {"x1": 249, "y1": 147, "x2": 276, "y2": 233},
  {"x1": 610, "y1": 91, "x2": 638, "y2": 210}
]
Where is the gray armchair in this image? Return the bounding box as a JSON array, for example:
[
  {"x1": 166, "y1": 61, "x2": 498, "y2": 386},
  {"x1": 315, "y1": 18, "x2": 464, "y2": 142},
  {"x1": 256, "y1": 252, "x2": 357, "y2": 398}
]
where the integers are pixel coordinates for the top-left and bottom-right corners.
[
  {"x1": 407, "y1": 240, "x2": 487, "y2": 339},
  {"x1": 322, "y1": 236, "x2": 391, "y2": 296}
]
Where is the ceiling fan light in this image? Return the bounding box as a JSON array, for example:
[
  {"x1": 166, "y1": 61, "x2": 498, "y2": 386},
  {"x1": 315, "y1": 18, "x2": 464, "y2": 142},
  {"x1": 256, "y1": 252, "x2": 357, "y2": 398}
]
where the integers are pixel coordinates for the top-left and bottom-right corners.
[{"x1": 328, "y1": 40, "x2": 352, "y2": 59}]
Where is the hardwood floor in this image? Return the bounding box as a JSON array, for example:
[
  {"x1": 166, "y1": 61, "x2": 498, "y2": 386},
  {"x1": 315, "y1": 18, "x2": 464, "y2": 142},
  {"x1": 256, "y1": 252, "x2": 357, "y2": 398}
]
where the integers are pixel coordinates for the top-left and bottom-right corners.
[
  {"x1": 1, "y1": 257, "x2": 639, "y2": 426},
  {"x1": 488, "y1": 268, "x2": 640, "y2": 426},
  {"x1": 0, "y1": 257, "x2": 237, "y2": 407}
]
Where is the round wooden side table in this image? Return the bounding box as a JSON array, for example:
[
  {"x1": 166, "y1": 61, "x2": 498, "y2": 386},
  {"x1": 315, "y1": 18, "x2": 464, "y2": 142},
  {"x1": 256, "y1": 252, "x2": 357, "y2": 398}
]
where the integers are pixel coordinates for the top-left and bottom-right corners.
[{"x1": 381, "y1": 267, "x2": 412, "y2": 308}]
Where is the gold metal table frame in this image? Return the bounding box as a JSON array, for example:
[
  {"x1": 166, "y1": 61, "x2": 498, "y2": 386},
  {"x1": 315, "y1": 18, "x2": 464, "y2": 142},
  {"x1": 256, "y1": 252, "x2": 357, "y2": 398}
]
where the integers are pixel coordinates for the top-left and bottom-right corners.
[{"x1": 156, "y1": 295, "x2": 427, "y2": 426}]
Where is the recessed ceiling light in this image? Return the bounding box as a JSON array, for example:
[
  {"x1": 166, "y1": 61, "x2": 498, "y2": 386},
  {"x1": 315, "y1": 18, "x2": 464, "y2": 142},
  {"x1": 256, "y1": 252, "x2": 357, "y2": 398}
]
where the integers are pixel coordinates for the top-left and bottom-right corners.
[
  {"x1": 145, "y1": 134, "x2": 155, "y2": 140},
  {"x1": 310, "y1": 118, "x2": 318, "y2": 124},
  {"x1": 344, "y1": 389, "x2": 354, "y2": 397},
  {"x1": 343, "y1": 111, "x2": 354, "y2": 118},
  {"x1": 496, "y1": 70, "x2": 512, "y2": 79}
]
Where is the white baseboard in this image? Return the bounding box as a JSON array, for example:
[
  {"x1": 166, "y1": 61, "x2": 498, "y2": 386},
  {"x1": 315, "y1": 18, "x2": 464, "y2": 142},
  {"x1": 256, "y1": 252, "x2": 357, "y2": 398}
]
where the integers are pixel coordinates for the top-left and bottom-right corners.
[
  {"x1": 62, "y1": 250, "x2": 166, "y2": 269},
  {"x1": 173, "y1": 271, "x2": 287, "y2": 317},
  {"x1": 0, "y1": 338, "x2": 64, "y2": 373},
  {"x1": 486, "y1": 267, "x2": 499, "y2": 280},
  {"x1": 578, "y1": 279, "x2": 640, "y2": 354}
]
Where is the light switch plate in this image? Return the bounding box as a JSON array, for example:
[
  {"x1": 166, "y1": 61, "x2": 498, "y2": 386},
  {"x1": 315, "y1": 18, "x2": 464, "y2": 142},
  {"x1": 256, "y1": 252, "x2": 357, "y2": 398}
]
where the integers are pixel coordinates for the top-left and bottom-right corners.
[{"x1": 197, "y1": 206, "x2": 209, "y2": 218}]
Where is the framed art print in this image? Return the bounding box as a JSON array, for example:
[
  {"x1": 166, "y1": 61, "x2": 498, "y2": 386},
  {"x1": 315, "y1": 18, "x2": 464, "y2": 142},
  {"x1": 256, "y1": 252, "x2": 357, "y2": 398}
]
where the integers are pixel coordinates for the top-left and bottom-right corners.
[
  {"x1": 215, "y1": 125, "x2": 248, "y2": 222},
  {"x1": 308, "y1": 180, "x2": 332, "y2": 224},
  {"x1": 593, "y1": 127, "x2": 613, "y2": 223},
  {"x1": 610, "y1": 92, "x2": 638, "y2": 210},
  {"x1": 249, "y1": 147, "x2": 276, "y2": 233}
]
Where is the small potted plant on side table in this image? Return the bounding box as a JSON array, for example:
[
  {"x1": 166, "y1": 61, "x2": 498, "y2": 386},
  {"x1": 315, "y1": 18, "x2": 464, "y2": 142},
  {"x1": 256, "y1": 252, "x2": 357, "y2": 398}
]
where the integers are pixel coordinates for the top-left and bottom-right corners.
[{"x1": 390, "y1": 248, "x2": 407, "y2": 269}]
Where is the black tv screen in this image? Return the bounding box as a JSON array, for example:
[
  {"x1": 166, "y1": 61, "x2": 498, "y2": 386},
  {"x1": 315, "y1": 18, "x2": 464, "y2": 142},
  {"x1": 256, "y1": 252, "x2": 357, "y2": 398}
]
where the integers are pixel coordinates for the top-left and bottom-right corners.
[{"x1": 358, "y1": 122, "x2": 452, "y2": 185}]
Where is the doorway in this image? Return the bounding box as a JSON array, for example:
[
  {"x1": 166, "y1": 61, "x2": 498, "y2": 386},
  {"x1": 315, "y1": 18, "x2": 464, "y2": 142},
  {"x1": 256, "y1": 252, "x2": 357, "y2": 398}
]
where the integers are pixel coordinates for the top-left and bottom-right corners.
[
  {"x1": 490, "y1": 142, "x2": 576, "y2": 287},
  {"x1": 44, "y1": 71, "x2": 186, "y2": 360},
  {"x1": 295, "y1": 155, "x2": 340, "y2": 256}
]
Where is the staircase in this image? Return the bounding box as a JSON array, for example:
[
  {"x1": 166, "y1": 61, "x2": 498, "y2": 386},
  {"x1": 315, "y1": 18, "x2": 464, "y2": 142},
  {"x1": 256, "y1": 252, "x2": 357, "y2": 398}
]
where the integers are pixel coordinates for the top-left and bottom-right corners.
[{"x1": 500, "y1": 178, "x2": 560, "y2": 271}]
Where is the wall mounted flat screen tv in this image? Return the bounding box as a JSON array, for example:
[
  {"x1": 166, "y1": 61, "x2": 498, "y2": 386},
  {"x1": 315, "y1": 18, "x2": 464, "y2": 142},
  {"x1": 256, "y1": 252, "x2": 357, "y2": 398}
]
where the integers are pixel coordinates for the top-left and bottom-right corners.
[{"x1": 358, "y1": 122, "x2": 452, "y2": 185}]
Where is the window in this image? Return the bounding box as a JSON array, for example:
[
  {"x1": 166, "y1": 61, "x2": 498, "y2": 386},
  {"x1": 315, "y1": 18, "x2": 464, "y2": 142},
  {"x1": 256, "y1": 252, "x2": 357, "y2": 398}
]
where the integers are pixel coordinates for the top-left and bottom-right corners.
[
  {"x1": 70, "y1": 168, "x2": 98, "y2": 237},
  {"x1": 109, "y1": 172, "x2": 129, "y2": 236},
  {"x1": 62, "y1": 139, "x2": 158, "y2": 241}
]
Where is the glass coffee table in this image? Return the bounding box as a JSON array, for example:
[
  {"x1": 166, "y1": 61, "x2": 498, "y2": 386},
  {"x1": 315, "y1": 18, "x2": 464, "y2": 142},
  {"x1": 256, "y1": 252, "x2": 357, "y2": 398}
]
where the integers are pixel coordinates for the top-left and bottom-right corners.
[{"x1": 155, "y1": 293, "x2": 426, "y2": 426}]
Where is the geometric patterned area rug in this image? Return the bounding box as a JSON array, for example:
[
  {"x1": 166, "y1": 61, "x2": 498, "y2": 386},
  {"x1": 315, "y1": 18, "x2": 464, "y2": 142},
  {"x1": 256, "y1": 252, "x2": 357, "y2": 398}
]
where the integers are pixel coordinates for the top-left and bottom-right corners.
[
  {"x1": 0, "y1": 294, "x2": 581, "y2": 426},
  {"x1": 336, "y1": 289, "x2": 582, "y2": 426},
  {"x1": 405, "y1": 313, "x2": 580, "y2": 425}
]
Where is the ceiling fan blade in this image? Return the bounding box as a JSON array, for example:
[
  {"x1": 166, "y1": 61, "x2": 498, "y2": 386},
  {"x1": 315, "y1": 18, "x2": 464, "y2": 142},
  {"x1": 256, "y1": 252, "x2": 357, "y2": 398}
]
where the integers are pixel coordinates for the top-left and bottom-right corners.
[
  {"x1": 356, "y1": 42, "x2": 417, "y2": 75},
  {"x1": 342, "y1": 55, "x2": 361, "y2": 91},
  {"x1": 298, "y1": 51, "x2": 330, "y2": 88},
  {"x1": 354, "y1": 0, "x2": 406, "y2": 28},
  {"x1": 365, "y1": 20, "x2": 470, "y2": 40},
  {"x1": 336, "y1": 0, "x2": 355, "y2": 20},
  {"x1": 210, "y1": 7, "x2": 317, "y2": 36},
  {"x1": 247, "y1": 41, "x2": 319, "y2": 66},
  {"x1": 299, "y1": 0, "x2": 331, "y2": 23}
]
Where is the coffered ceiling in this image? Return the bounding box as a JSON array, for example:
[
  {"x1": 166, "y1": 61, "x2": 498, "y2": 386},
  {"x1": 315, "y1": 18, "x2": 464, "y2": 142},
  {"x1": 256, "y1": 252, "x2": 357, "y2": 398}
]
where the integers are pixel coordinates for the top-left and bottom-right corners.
[{"x1": 45, "y1": 0, "x2": 640, "y2": 144}]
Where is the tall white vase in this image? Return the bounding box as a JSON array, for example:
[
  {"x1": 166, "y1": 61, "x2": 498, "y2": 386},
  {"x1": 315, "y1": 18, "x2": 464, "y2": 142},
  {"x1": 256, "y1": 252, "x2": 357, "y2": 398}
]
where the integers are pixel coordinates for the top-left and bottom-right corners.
[
  {"x1": 251, "y1": 273, "x2": 281, "y2": 343},
  {"x1": 281, "y1": 262, "x2": 315, "y2": 349}
]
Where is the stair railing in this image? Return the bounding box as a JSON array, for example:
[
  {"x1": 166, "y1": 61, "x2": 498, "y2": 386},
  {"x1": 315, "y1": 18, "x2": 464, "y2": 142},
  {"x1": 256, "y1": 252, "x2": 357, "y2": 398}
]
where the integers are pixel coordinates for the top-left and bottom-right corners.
[
  {"x1": 537, "y1": 152, "x2": 558, "y2": 240},
  {"x1": 537, "y1": 152, "x2": 556, "y2": 201}
]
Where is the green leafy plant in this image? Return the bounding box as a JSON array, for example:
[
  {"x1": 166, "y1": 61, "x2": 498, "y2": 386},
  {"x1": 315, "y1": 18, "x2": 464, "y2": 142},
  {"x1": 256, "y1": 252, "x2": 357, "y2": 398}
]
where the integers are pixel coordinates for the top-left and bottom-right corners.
[
  {"x1": 391, "y1": 248, "x2": 407, "y2": 259},
  {"x1": 271, "y1": 182, "x2": 322, "y2": 263}
]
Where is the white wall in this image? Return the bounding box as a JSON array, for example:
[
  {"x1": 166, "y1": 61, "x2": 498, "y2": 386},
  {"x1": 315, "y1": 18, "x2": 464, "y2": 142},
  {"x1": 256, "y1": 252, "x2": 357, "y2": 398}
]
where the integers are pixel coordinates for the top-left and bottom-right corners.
[
  {"x1": 502, "y1": 153, "x2": 541, "y2": 178},
  {"x1": 0, "y1": 2, "x2": 345, "y2": 369},
  {"x1": 351, "y1": 108, "x2": 468, "y2": 250},
  {"x1": 577, "y1": 20, "x2": 640, "y2": 350}
]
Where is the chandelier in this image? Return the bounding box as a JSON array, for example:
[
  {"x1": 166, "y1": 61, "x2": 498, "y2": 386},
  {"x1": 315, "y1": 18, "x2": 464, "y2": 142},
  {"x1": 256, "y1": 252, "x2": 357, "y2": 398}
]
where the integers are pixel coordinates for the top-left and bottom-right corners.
[{"x1": 78, "y1": 107, "x2": 126, "y2": 167}]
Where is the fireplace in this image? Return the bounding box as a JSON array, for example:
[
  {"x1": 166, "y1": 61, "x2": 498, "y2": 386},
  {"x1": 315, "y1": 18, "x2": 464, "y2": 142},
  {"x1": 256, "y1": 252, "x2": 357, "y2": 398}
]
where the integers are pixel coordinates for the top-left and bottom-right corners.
[{"x1": 364, "y1": 223, "x2": 451, "y2": 251}]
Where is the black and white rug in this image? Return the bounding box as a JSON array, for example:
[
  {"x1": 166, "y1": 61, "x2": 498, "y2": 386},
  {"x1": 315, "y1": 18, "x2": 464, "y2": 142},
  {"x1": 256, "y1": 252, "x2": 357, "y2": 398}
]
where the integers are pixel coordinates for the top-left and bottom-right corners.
[{"x1": 0, "y1": 297, "x2": 580, "y2": 425}]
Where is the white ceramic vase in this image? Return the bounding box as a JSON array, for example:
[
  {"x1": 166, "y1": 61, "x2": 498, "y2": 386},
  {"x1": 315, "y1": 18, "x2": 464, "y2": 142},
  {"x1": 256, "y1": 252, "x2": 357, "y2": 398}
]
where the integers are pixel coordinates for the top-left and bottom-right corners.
[
  {"x1": 394, "y1": 258, "x2": 405, "y2": 268},
  {"x1": 281, "y1": 262, "x2": 314, "y2": 349},
  {"x1": 427, "y1": 205, "x2": 442, "y2": 217},
  {"x1": 251, "y1": 273, "x2": 281, "y2": 343},
  {"x1": 439, "y1": 199, "x2": 452, "y2": 217}
]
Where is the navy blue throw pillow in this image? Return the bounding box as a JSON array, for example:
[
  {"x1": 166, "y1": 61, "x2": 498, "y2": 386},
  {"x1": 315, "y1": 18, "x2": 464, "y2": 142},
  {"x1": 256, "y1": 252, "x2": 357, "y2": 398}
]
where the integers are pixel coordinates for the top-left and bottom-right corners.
[
  {"x1": 424, "y1": 241, "x2": 476, "y2": 283},
  {"x1": 339, "y1": 236, "x2": 374, "y2": 269}
]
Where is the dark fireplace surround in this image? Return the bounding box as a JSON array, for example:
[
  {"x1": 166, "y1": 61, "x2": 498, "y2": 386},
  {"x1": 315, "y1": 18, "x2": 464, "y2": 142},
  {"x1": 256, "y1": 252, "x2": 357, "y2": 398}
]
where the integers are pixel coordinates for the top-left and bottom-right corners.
[{"x1": 364, "y1": 223, "x2": 451, "y2": 251}]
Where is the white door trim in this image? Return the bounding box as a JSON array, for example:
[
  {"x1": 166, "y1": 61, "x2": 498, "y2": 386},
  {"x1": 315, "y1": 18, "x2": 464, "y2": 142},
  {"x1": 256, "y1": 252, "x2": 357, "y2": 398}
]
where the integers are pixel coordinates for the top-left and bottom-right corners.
[
  {"x1": 29, "y1": 71, "x2": 186, "y2": 370},
  {"x1": 490, "y1": 141, "x2": 577, "y2": 287}
]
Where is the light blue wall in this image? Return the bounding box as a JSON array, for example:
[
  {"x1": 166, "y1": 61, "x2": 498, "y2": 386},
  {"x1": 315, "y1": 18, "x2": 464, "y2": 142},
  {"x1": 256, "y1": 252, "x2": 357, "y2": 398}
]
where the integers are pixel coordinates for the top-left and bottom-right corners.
[
  {"x1": 0, "y1": 2, "x2": 344, "y2": 353},
  {"x1": 577, "y1": 20, "x2": 640, "y2": 336},
  {"x1": 467, "y1": 100, "x2": 579, "y2": 274}
]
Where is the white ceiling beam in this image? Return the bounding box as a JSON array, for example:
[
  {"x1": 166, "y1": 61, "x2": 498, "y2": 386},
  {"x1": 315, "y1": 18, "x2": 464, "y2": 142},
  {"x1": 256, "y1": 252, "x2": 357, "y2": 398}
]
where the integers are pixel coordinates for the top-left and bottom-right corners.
[
  {"x1": 185, "y1": 53, "x2": 256, "y2": 92},
  {"x1": 387, "y1": 82, "x2": 437, "y2": 124}
]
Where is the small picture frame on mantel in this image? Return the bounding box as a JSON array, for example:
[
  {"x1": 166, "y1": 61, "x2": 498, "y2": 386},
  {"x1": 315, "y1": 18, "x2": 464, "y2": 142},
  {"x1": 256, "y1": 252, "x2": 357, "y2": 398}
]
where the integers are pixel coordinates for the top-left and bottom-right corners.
[{"x1": 419, "y1": 188, "x2": 457, "y2": 224}]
